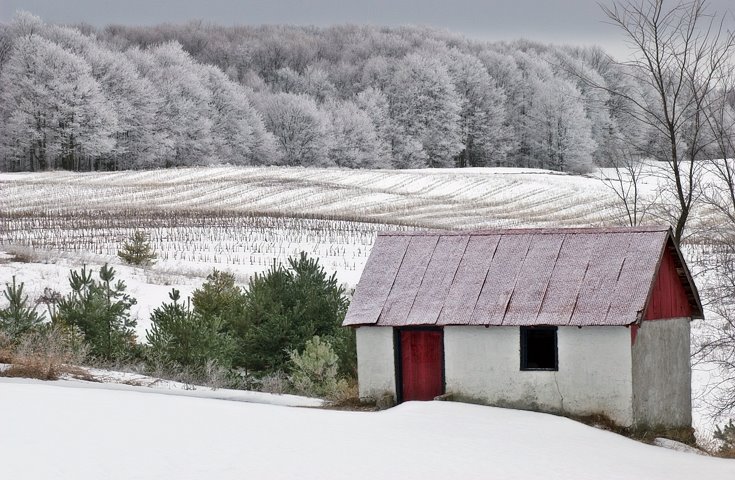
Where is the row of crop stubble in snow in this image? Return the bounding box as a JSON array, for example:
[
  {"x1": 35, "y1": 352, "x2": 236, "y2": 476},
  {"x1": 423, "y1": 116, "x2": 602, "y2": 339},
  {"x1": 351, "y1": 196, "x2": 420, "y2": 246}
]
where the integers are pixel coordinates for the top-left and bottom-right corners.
[
  {"x1": 0, "y1": 166, "x2": 625, "y2": 229},
  {"x1": 0, "y1": 166, "x2": 631, "y2": 282}
]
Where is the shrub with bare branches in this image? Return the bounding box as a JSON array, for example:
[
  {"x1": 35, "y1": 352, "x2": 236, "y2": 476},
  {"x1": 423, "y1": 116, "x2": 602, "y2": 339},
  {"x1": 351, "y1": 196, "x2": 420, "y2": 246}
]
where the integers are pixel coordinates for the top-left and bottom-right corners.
[{"x1": 1, "y1": 326, "x2": 88, "y2": 380}]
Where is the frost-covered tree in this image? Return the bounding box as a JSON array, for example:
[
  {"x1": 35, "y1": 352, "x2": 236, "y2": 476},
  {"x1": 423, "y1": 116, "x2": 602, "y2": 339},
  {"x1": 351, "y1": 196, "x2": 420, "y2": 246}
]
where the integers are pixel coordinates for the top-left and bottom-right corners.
[
  {"x1": 0, "y1": 24, "x2": 12, "y2": 71},
  {"x1": 503, "y1": 50, "x2": 552, "y2": 168},
  {"x1": 325, "y1": 99, "x2": 388, "y2": 168},
  {"x1": 254, "y1": 92, "x2": 333, "y2": 166},
  {"x1": 0, "y1": 19, "x2": 661, "y2": 174},
  {"x1": 527, "y1": 76, "x2": 596, "y2": 173},
  {"x1": 0, "y1": 34, "x2": 116, "y2": 171},
  {"x1": 7, "y1": 10, "x2": 43, "y2": 39},
  {"x1": 360, "y1": 56, "x2": 392, "y2": 91},
  {"x1": 386, "y1": 52, "x2": 463, "y2": 168},
  {"x1": 41, "y1": 24, "x2": 168, "y2": 170},
  {"x1": 554, "y1": 50, "x2": 615, "y2": 166},
  {"x1": 355, "y1": 87, "x2": 394, "y2": 166},
  {"x1": 478, "y1": 49, "x2": 525, "y2": 166},
  {"x1": 444, "y1": 49, "x2": 510, "y2": 167},
  {"x1": 200, "y1": 65, "x2": 277, "y2": 165},
  {"x1": 274, "y1": 65, "x2": 337, "y2": 102},
  {"x1": 130, "y1": 42, "x2": 214, "y2": 167}
]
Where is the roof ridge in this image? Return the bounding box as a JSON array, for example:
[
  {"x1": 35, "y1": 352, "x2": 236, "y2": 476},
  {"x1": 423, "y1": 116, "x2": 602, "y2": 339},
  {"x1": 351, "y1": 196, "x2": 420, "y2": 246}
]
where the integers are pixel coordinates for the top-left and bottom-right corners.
[{"x1": 378, "y1": 226, "x2": 671, "y2": 236}]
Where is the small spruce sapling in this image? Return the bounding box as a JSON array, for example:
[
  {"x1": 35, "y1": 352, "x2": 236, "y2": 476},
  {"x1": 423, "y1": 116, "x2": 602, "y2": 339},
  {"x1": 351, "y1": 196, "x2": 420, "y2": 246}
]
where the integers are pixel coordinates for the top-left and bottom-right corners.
[
  {"x1": 56, "y1": 264, "x2": 137, "y2": 360},
  {"x1": 118, "y1": 230, "x2": 156, "y2": 266},
  {"x1": 0, "y1": 276, "x2": 46, "y2": 339},
  {"x1": 289, "y1": 335, "x2": 348, "y2": 400},
  {"x1": 146, "y1": 288, "x2": 236, "y2": 373}
]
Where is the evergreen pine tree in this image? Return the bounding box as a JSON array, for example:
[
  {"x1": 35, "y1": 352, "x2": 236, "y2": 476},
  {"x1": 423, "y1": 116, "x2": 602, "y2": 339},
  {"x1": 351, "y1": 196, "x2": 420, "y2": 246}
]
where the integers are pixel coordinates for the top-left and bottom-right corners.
[
  {"x1": 0, "y1": 276, "x2": 46, "y2": 339},
  {"x1": 233, "y1": 253, "x2": 352, "y2": 374},
  {"x1": 118, "y1": 230, "x2": 156, "y2": 266},
  {"x1": 289, "y1": 335, "x2": 348, "y2": 399},
  {"x1": 191, "y1": 269, "x2": 246, "y2": 324},
  {"x1": 56, "y1": 264, "x2": 137, "y2": 360},
  {"x1": 146, "y1": 288, "x2": 235, "y2": 371}
]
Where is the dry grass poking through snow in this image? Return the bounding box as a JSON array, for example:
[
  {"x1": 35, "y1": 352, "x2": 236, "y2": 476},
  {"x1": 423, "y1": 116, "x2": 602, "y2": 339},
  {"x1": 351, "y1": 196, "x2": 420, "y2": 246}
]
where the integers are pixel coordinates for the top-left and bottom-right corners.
[{"x1": 0, "y1": 328, "x2": 88, "y2": 381}]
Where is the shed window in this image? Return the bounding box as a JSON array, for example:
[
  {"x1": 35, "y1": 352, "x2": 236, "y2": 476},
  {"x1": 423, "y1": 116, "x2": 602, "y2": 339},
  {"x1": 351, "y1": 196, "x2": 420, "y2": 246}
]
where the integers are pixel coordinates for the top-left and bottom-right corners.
[{"x1": 520, "y1": 326, "x2": 558, "y2": 371}]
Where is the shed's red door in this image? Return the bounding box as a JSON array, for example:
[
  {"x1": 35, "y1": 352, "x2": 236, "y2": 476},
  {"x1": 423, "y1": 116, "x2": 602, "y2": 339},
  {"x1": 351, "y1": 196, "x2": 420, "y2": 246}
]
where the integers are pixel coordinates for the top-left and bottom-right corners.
[{"x1": 400, "y1": 329, "x2": 444, "y2": 401}]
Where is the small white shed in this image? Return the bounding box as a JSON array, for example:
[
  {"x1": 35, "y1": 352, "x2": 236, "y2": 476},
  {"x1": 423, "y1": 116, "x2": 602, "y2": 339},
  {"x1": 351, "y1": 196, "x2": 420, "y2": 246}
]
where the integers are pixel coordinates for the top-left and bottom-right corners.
[{"x1": 343, "y1": 226, "x2": 703, "y2": 429}]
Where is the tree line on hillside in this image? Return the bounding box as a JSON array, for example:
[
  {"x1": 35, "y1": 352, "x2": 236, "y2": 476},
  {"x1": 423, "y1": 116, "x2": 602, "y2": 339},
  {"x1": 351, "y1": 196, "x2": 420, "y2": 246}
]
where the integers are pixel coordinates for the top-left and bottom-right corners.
[{"x1": 0, "y1": 11, "x2": 664, "y2": 174}]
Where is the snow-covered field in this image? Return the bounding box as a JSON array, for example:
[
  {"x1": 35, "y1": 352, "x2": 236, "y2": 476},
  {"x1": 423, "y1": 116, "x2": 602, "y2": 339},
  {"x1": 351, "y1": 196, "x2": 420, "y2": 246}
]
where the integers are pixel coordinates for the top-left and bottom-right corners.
[
  {"x1": 0, "y1": 165, "x2": 631, "y2": 332},
  {"x1": 0, "y1": 165, "x2": 732, "y2": 446},
  {"x1": 0, "y1": 164, "x2": 707, "y2": 333},
  {"x1": 0, "y1": 166, "x2": 625, "y2": 228},
  {"x1": 1, "y1": 377, "x2": 733, "y2": 480},
  {"x1": 0, "y1": 166, "x2": 632, "y2": 287}
]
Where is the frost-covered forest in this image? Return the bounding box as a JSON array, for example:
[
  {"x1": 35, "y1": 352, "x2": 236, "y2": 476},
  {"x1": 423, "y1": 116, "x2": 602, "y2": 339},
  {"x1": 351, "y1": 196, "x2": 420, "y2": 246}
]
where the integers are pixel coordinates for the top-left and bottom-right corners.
[{"x1": 0, "y1": 12, "x2": 648, "y2": 173}]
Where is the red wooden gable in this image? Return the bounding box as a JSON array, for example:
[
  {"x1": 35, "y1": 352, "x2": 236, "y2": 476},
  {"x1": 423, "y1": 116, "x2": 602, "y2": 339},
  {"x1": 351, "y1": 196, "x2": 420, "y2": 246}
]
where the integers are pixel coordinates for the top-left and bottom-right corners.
[{"x1": 644, "y1": 244, "x2": 692, "y2": 320}]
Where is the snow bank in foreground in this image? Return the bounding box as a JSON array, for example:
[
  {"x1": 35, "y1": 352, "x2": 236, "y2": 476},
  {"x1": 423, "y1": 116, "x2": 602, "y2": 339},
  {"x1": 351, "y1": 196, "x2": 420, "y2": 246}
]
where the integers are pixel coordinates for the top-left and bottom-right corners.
[
  {"x1": 1, "y1": 379, "x2": 733, "y2": 480},
  {"x1": 77, "y1": 368, "x2": 325, "y2": 407}
]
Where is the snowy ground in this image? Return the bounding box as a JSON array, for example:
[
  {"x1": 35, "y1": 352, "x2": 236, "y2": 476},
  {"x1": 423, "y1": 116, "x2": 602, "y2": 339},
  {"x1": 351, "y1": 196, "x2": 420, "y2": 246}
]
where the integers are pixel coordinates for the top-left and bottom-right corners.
[
  {"x1": 1, "y1": 377, "x2": 733, "y2": 480},
  {"x1": 76, "y1": 367, "x2": 326, "y2": 407},
  {"x1": 0, "y1": 165, "x2": 733, "y2": 443},
  {"x1": 0, "y1": 166, "x2": 626, "y2": 228}
]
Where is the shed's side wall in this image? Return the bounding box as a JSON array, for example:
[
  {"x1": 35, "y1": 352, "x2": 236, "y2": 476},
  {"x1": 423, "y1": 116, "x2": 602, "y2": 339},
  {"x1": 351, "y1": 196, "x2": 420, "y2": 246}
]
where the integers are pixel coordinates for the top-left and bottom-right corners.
[
  {"x1": 356, "y1": 327, "x2": 396, "y2": 400},
  {"x1": 444, "y1": 326, "x2": 634, "y2": 426},
  {"x1": 631, "y1": 318, "x2": 691, "y2": 428}
]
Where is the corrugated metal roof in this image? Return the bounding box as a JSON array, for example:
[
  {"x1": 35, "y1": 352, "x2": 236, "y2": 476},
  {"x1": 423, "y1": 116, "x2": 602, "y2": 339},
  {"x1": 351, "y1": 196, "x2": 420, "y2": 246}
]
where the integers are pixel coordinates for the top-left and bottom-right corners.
[{"x1": 342, "y1": 226, "x2": 704, "y2": 327}]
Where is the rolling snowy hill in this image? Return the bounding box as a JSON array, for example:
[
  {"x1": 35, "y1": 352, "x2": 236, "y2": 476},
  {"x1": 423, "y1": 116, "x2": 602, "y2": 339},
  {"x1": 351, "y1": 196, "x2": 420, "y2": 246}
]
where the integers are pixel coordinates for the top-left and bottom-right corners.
[
  {"x1": 0, "y1": 165, "x2": 730, "y2": 447},
  {"x1": 1, "y1": 377, "x2": 733, "y2": 480}
]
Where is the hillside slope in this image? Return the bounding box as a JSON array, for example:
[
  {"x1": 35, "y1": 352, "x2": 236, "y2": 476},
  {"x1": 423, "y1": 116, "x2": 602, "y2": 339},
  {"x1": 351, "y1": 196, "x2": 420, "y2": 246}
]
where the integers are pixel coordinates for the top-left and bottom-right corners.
[
  {"x1": 1, "y1": 378, "x2": 733, "y2": 480},
  {"x1": 0, "y1": 166, "x2": 623, "y2": 228}
]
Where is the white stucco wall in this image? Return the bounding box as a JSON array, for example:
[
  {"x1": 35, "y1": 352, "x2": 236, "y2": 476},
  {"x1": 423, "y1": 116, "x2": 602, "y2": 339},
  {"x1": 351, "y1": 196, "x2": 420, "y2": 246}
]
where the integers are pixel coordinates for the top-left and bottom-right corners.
[
  {"x1": 355, "y1": 327, "x2": 396, "y2": 401},
  {"x1": 632, "y1": 318, "x2": 691, "y2": 429},
  {"x1": 444, "y1": 326, "x2": 634, "y2": 426}
]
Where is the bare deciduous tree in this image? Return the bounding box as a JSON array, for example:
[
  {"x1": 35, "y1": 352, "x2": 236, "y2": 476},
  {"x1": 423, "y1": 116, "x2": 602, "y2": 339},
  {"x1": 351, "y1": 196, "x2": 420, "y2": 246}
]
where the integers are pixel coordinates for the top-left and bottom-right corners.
[
  {"x1": 598, "y1": 0, "x2": 735, "y2": 242},
  {"x1": 701, "y1": 67, "x2": 735, "y2": 231},
  {"x1": 693, "y1": 244, "x2": 735, "y2": 418},
  {"x1": 599, "y1": 139, "x2": 658, "y2": 226}
]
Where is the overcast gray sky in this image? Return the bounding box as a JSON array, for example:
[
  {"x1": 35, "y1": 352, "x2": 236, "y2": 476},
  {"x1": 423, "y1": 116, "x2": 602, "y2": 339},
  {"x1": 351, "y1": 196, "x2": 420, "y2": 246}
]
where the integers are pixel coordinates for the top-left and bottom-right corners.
[{"x1": 1, "y1": 0, "x2": 733, "y2": 59}]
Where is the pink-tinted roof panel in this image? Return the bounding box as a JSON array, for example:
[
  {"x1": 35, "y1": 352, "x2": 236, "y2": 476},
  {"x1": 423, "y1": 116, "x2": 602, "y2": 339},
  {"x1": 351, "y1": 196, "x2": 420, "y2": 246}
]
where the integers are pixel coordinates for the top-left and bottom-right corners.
[
  {"x1": 535, "y1": 233, "x2": 596, "y2": 326},
  {"x1": 470, "y1": 234, "x2": 533, "y2": 326},
  {"x1": 342, "y1": 235, "x2": 409, "y2": 326},
  {"x1": 605, "y1": 231, "x2": 668, "y2": 324},
  {"x1": 503, "y1": 234, "x2": 565, "y2": 326},
  {"x1": 568, "y1": 233, "x2": 632, "y2": 326},
  {"x1": 377, "y1": 235, "x2": 438, "y2": 326},
  {"x1": 406, "y1": 235, "x2": 469, "y2": 325},
  {"x1": 438, "y1": 235, "x2": 500, "y2": 325}
]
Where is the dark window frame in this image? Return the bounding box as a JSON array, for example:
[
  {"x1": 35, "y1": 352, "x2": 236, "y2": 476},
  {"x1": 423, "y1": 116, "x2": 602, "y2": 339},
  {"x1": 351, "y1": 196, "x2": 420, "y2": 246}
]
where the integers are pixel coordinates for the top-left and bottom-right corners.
[{"x1": 520, "y1": 326, "x2": 558, "y2": 371}]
